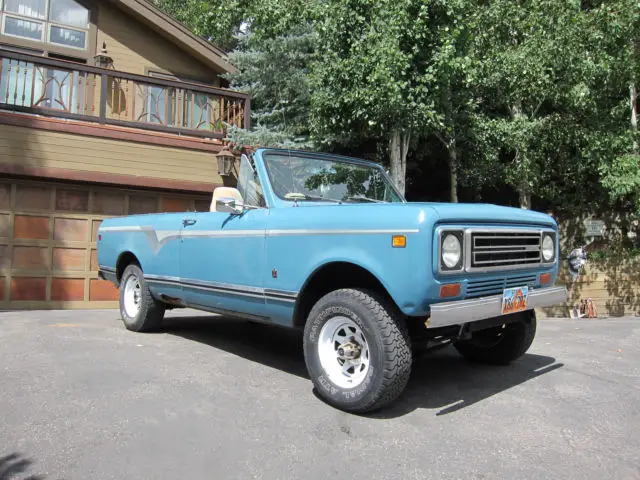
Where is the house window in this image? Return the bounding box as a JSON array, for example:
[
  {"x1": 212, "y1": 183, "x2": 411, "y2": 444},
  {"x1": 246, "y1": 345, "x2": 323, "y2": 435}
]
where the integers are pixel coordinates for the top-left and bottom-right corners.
[{"x1": 0, "y1": 0, "x2": 89, "y2": 50}]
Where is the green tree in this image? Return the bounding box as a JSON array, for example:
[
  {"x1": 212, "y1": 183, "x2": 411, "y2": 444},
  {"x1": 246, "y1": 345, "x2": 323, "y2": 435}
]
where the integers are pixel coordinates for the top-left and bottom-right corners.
[
  {"x1": 471, "y1": 0, "x2": 594, "y2": 208},
  {"x1": 225, "y1": 21, "x2": 316, "y2": 148},
  {"x1": 593, "y1": 0, "x2": 640, "y2": 211},
  {"x1": 310, "y1": 0, "x2": 440, "y2": 196},
  {"x1": 153, "y1": 0, "x2": 248, "y2": 51}
]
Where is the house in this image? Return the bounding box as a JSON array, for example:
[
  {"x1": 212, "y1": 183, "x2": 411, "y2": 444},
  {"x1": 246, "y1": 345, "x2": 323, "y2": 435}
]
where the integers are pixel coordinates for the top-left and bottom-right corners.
[{"x1": 0, "y1": 0, "x2": 250, "y2": 309}]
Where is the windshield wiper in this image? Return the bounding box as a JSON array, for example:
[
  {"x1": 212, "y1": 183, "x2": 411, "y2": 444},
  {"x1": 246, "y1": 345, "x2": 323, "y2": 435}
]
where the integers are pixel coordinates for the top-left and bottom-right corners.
[
  {"x1": 344, "y1": 195, "x2": 385, "y2": 203},
  {"x1": 284, "y1": 192, "x2": 342, "y2": 204}
]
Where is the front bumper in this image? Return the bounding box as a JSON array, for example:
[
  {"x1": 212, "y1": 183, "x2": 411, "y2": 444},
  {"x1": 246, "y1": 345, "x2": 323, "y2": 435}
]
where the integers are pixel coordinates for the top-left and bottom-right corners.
[{"x1": 427, "y1": 286, "x2": 567, "y2": 329}]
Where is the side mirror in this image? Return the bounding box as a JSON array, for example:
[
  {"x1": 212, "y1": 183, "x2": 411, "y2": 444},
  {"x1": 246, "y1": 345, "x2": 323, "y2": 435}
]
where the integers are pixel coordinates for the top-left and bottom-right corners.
[{"x1": 216, "y1": 198, "x2": 244, "y2": 215}]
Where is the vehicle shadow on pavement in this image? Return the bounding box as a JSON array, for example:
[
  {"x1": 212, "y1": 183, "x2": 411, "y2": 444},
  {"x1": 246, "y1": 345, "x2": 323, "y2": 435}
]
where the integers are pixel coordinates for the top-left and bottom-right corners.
[
  {"x1": 162, "y1": 315, "x2": 309, "y2": 379},
  {"x1": 0, "y1": 452, "x2": 45, "y2": 480},
  {"x1": 162, "y1": 315, "x2": 563, "y2": 418},
  {"x1": 373, "y1": 349, "x2": 564, "y2": 419}
]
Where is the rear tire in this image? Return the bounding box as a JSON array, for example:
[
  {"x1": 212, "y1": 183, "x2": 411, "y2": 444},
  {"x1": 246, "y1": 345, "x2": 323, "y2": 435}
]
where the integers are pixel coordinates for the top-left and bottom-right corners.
[
  {"x1": 119, "y1": 264, "x2": 165, "y2": 332},
  {"x1": 453, "y1": 311, "x2": 536, "y2": 365},
  {"x1": 303, "y1": 288, "x2": 412, "y2": 413}
]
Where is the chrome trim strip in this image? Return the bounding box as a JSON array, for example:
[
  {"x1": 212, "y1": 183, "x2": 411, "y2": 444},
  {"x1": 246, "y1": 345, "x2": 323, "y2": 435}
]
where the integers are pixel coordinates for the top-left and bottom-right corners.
[
  {"x1": 185, "y1": 284, "x2": 266, "y2": 300},
  {"x1": 428, "y1": 286, "x2": 567, "y2": 329},
  {"x1": 144, "y1": 275, "x2": 298, "y2": 302},
  {"x1": 266, "y1": 229, "x2": 419, "y2": 236},
  {"x1": 100, "y1": 226, "x2": 419, "y2": 236},
  {"x1": 99, "y1": 265, "x2": 116, "y2": 273},
  {"x1": 188, "y1": 303, "x2": 270, "y2": 322},
  {"x1": 100, "y1": 226, "x2": 419, "y2": 255},
  {"x1": 145, "y1": 274, "x2": 181, "y2": 283}
]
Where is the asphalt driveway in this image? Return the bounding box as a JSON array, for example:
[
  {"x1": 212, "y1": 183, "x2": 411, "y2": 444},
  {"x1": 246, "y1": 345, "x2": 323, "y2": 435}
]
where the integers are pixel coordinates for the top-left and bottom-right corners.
[{"x1": 1, "y1": 310, "x2": 638, "y2": 480}]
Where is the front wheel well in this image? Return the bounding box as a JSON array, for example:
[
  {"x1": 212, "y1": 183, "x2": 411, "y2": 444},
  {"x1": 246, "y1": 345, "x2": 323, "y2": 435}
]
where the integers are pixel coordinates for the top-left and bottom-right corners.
[
  {"x1": 116, "y1": 252, "x2": 140, "y2": 282},
  {"x1": 293, "y1": 262, "x2": 398, "y2": 327}
]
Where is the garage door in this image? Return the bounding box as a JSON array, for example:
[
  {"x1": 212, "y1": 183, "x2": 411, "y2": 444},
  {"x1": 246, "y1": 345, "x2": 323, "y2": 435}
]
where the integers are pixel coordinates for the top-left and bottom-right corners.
[{"x1": 0, "y1": 178, "x2": 210, "y2": 309}]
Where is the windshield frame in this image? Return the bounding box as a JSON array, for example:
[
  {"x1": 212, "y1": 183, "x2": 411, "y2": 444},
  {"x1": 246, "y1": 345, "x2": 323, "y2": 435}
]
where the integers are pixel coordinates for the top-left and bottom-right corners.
[{"x1": 260, "y1": 150, "x2": 406, "y2": 205}]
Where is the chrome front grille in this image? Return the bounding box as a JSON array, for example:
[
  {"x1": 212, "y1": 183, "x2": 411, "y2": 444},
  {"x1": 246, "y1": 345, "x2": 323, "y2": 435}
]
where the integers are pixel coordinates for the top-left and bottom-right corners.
[
  {"x1": 466, "y1": 274, "x2": 538, "y2": 298},
  {"x1": 468, "y1": 230, "x2": 542, "y2": 271}
]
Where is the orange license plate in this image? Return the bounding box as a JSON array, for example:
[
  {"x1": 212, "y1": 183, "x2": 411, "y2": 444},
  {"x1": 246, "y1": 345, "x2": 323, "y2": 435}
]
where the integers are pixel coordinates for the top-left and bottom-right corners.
[{"x1": 502, "y1": 286, "x2": 529, "y2": 315}]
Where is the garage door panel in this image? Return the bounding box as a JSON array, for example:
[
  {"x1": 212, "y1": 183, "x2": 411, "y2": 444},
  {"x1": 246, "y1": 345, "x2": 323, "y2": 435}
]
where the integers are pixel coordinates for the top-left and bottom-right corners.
[
  {"x1": 55, "y1": 189, "x2": 89, "y2": 213},
  {"x1": 51, "y1": 278, "x2": 85, "y2": 301},
  {"x1": 0, "y1": 277, "x2": 4, "y2": 300},
  {"x1": 0, "y1": 214, "x2": 9, "y2": 237},
  {"x1": 53, "y1": 218, "x2": 88, "y2": 242},
  {"x1": 0, "y1": 245, "x2": 8, "y2": 269},
  {"x1": 90, "y1": 249, "x2": 98, "y2": 272},
  {"x1": 0, "y1": 184, "x2": 10, "y2": 209},
  {"x1": 90, "y1": 279, "x2": 119, "y2": 301},
  {"x1": 14, "y1": 215, "x2": 50, "y2": 240},
  {"x1": 53, "y1": 248, "x2": 86, "y2": 271},
  {"x1": 129, "y1": 195, "x2": 158, "y2": 214},
  {"x1": 11, "y1": 277, "x2": 47, "y2": 301},
  {"x1": 93, "y1": 192, "x2": 125, "y2": 216},
  {"x1": 16, "y1": 186, "x2": 52, "y2": 211},
  {"x1": 12, "y1": 246, "x2": 50, "y2": 270}
]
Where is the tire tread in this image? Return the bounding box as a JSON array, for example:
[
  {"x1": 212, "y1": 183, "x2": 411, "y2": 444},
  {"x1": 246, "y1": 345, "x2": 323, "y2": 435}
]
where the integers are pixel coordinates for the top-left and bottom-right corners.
[{"x1": 304, "y1": 288, "x2": 412, "y2": 413}]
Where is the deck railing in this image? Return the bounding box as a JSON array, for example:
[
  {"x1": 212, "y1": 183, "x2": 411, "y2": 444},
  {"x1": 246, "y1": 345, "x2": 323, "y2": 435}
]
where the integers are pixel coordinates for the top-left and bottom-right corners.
[{"x1": 0, "y1": 49, "x2": 250, "y2": 138}]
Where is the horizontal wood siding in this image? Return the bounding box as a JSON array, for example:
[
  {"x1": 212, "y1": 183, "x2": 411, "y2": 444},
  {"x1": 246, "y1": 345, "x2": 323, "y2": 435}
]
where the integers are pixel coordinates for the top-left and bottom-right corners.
[
  {"x1": 540, "y1": 262, "x2": 640, "y2": 318},
  {"x1": 96, "y1": 2, "x2": 220, "y2": 83},
  {"x1": 0, "y1": 123, "x2": 223, "y2": 187}
]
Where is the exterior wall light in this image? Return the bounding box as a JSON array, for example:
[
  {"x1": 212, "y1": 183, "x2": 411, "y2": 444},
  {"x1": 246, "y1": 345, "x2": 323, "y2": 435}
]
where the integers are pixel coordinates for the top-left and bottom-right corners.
[{"x1": 216, "y1": 147, "x2": 236, "y2": 176}]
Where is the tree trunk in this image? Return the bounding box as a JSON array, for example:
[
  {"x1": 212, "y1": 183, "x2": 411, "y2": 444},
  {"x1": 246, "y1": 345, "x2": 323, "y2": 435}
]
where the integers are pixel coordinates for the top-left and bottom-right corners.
[
  {"x1": 448, "y1": 141, "x2": 458, "y2": 203},
  {"x1": 389, "y1": 129, "x2": 410, "y2": 197},
  {"x1": 519, "y1": 182, "x2": 531, "y2": 210},
  {"x1": 632, "y1": 82, "x2": 638, "y2": 154}
]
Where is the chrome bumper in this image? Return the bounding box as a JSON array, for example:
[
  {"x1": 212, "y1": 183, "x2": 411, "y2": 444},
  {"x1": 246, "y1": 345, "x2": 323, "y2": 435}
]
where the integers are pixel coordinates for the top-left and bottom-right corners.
[{"x1": 427, "y1": 286, "x2": 568, "y2": 329}]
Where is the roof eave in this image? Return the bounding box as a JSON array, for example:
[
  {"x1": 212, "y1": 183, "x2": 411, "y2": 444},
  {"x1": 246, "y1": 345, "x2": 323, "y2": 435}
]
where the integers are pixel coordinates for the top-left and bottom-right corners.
[{"x1": 110, "y1": 0, "x2": 238, "y2": 75}]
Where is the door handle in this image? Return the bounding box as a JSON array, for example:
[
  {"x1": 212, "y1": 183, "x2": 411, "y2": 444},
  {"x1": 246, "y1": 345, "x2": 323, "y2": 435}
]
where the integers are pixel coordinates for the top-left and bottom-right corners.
[{"x1": 182, "y1": 219, "x2": 197, "y2": 227}]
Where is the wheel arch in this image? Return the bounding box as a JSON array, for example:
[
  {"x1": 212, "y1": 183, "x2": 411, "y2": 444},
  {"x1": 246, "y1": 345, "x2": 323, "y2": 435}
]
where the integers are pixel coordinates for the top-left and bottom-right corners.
[
  {"x1": 116, "y1": 251, "x2": 141, "y2": 282},
  {"x1": 292, "y1": 261, "x2": 400, "y2": 327}
]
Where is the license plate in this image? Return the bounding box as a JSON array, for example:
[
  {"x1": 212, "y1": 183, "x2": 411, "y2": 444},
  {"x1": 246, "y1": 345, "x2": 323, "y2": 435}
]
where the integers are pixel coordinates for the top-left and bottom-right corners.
[{"x1": 502, "y1": 286, "x2": 529, "y2": 315}]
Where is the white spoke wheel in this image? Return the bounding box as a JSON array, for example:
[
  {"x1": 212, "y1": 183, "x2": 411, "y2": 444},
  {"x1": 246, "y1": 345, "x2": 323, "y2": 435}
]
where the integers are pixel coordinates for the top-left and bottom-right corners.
[
  {"x1": 303, "y1": 288, "x2": 412, "y2": 413},
  {"x1": 318, "y1": 316, "x2": 371, "y2": 389},
  {"x1": 119, "y1": 263, "x2": 165, "y2": 332},
  {"x1": 123, "y1": 275, "x2": 142, "y2": 318}
]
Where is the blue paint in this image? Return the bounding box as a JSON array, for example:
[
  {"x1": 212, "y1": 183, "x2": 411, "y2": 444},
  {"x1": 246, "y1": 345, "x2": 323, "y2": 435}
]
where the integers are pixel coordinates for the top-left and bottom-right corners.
[{"x1": 97, "y1": 148, "x2": 560, "y2": 327}]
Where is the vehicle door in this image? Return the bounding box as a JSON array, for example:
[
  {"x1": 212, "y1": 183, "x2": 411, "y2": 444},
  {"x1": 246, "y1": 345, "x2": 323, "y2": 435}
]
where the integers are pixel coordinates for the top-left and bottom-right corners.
[{"x1": 179, "y1": 159, "x2": 268, "y2": 318}]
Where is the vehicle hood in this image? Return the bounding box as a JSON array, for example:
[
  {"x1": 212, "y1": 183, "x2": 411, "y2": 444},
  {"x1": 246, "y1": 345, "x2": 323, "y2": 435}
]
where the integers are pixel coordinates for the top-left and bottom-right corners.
[{"x1": 413, "y1": 202, "x2": 556, "y2": 228}]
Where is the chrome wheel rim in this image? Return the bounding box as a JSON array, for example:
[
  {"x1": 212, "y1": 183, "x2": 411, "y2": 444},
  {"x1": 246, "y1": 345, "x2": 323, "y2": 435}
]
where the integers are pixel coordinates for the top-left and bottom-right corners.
[
  {"x1": 123, "y1": 275, "x2": 142, "y2": 318},
  {"x1": 318, "y1": 316, "x2": 370, "y2": 389}
]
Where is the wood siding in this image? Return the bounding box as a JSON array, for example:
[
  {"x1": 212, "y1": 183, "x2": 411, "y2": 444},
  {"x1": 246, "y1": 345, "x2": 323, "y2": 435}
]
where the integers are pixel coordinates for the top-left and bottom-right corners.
[
  {"x1": 539, "y1": 262, "x2": 640, "y2": 318},
  {"x1": 0, "y1": 123, "x2": 223, "y2": 187},
  {"x1": 96, "y1": 2, "x2": 220, "y2": 83}
]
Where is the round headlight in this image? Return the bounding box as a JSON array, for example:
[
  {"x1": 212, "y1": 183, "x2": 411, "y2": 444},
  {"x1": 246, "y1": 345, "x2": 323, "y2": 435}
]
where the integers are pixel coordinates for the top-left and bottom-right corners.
[
  {"x1": 542, "y1": 234, "x2": 555, "y2": 261},
  {"x1": 442, "y1": 234, "x2": 462, "y2": 268}
]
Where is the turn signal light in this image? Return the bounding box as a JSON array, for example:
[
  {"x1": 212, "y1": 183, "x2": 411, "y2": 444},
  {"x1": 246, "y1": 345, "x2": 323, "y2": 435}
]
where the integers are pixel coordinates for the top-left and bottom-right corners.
[
  {"x1": 540, "y1": 273, "x2": 552, "y2": 285},
  {"x1": 392, "y1": 235, "x2": 406, "y2": 248},
  {"x1": 440, "y1": 283, "x2": 461, "y2": 298}
]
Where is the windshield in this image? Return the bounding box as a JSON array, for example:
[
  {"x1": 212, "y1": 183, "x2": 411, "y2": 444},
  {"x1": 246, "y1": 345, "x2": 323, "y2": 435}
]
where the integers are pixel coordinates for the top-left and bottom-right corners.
[{"x1": 263, "y1": 153, "x2": 403, "y2": 203}]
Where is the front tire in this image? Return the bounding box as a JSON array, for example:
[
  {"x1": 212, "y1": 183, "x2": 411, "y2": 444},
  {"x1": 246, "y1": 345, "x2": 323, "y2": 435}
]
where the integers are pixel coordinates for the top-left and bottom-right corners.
[
  {"x1": 119, "y1": 264, "x2": 165, "y2": 332},
  {"x1": 453, "y1": 311, "x2": 537, "y2": 365},
  {"x1": 303, "y1": 289, "x2": 412, "y2": 413}
]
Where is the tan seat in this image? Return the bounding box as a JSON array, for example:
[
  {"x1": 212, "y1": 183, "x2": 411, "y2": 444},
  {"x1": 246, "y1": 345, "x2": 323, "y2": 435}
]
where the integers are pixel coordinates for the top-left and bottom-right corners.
[{"x1": 210, "y1": 187, "x2": 244, "y2": 212}]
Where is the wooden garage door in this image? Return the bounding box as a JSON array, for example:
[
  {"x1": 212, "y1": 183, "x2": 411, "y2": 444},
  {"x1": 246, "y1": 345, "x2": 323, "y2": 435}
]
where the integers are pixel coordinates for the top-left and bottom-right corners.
[{"x1": 0, "y1": 178, "x2": 210, "y2": 309}]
